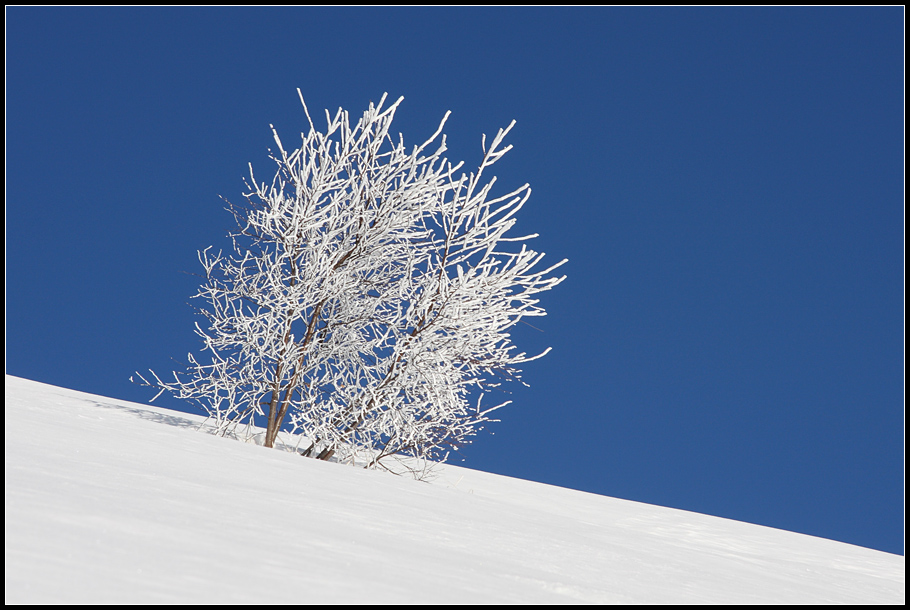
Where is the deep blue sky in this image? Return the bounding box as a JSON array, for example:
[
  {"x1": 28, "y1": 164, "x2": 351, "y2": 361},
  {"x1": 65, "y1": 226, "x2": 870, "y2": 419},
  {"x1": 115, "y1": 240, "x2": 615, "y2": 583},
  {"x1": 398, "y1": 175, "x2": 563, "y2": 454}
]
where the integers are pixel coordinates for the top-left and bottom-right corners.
[{"x1": 7, "y1": 8, "x2": 904, "y2": 555}]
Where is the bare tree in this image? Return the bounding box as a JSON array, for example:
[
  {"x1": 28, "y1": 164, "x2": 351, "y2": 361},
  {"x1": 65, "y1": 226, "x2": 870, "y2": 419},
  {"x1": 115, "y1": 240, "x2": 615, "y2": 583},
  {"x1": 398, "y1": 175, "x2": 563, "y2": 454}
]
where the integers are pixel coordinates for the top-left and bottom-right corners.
[{"x1": 134, "y1": 91, "x2": 565, "y2": 471}]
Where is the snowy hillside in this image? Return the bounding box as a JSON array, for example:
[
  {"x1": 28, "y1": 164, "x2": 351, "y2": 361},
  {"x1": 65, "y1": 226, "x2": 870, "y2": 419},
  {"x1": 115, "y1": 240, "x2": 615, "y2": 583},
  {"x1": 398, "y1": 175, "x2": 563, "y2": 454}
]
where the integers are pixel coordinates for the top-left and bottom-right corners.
[{"x1": 5, "y1": 375, "x2": 903, "y2": 604}]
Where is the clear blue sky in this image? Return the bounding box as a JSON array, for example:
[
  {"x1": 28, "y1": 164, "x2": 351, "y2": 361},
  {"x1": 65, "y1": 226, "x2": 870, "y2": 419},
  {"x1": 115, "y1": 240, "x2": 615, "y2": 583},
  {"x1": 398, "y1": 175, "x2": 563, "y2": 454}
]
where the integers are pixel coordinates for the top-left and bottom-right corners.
[{"x1": 7, "y1": 7, "x2": 903, "y2": 555}]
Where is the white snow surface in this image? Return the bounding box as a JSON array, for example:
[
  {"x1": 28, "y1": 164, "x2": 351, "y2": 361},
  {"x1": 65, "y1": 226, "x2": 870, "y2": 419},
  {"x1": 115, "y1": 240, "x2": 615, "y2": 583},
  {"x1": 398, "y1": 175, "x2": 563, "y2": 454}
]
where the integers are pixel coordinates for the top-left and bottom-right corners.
[{"x1": 5, "y1": 375, "x2": 903, "y2": 604}]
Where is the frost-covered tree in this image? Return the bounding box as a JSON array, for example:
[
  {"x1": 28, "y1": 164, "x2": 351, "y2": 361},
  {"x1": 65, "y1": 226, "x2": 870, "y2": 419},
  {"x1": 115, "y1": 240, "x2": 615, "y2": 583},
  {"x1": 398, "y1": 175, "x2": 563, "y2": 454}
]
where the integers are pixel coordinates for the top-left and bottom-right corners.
[{"x1": 134, "y1": 91, "x2": 565, "y2": 471}]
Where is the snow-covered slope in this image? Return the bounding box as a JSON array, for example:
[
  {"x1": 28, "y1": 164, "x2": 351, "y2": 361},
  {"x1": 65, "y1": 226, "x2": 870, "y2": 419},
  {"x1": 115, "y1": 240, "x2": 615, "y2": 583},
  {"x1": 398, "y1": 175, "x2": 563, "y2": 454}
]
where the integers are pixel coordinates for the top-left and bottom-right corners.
[{"x1": 5, "y1": 375, "x2": 903, "y2": 603}]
